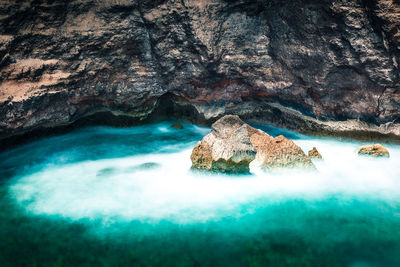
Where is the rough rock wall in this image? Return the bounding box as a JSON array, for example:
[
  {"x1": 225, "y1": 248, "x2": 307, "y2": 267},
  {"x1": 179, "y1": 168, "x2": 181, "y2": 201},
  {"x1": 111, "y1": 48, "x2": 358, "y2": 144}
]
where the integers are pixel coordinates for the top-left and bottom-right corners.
[{"x1": 0, "y1": 0, "x2": 399, "y2": 142}]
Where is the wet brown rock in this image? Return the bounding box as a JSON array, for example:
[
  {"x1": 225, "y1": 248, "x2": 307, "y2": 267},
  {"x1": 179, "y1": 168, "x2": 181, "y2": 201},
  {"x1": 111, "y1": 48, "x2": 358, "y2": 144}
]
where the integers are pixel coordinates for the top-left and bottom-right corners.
[
  {"x1": 190, "y1": 115, "x2": 257, "y2": 173},
  {"x1": 191, "y1": 115, "x2": 315, "y2": 173},
  {"x1": 249, "y1": 130, "x2": 316, "y2": 170},
  {"x1": 190, "y1": 141, "x2": 213, "y2": 171},
  {"x1": 170, "y1": 123, "x2": 183, "y2": 129},
  {"x1": 308, "y1": 147, "x2": 323, "y2": 159},
  {"x1": 358, "y1": 144, "x2": 390, "y2": 158}
]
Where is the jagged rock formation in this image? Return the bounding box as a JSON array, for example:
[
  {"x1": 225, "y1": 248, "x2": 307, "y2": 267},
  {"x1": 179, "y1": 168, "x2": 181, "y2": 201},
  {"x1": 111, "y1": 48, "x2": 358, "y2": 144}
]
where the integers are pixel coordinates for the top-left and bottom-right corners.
[
  {"x1": 0, "y1": 0, "x2": 399, "y2": 145},
  {"x1": 308, "y1": 147, "x2": 323, "y2": 159},
  {"x1": 190, "y1": 115, "x2": 257, "y2": 173},
  {"x1": 248, "y1": 126, "x2": 316, "y2": 171},
  {"x1": 358, "y1": 143, "x2": 390, "y2": 157},
  {"x1": 191, "y1": 115, "x2": 315, "y2": 172}
]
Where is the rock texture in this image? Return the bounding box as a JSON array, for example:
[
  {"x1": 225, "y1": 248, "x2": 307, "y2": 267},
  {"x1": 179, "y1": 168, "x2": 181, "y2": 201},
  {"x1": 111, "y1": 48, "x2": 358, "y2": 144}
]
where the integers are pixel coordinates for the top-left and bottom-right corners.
[
  {"x1": 191, "y1": 115, "x2": 315, "y2": 172},
  {"x1": 358, "y1": 144, "x2": 390, "y2": 157},
  {"x1": 190, "y1": 115, "x2": 257, "y2": 173},
  {"x1": 249, "y1": 128, "x2": 316, "y2": 170},
  {"x1": 0, "y1": 0, "x2": 400, "y2": 145},
  {"x1": 308, "y1": 147, "x2": 323, "y2": 159}
]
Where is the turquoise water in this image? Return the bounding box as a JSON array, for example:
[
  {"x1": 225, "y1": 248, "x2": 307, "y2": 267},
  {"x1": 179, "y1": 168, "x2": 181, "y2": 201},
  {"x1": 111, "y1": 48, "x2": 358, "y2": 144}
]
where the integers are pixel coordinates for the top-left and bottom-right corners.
[{"x1": 1, "y1": 122, "x2": 400, "y2": 266}]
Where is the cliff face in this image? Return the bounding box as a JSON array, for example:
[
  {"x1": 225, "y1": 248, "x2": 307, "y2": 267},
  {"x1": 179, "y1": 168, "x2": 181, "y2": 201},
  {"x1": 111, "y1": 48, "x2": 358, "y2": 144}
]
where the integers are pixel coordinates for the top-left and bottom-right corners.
[{"x1": 0, "y1": 0, "x2": 399, "y2": 142}]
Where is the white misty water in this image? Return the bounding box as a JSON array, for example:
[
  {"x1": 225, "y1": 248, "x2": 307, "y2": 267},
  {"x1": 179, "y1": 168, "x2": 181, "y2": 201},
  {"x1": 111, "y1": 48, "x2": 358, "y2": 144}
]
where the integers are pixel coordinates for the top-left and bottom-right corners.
[{"x1": 7, "y1": 123, "x2": 400, "y2": 224}]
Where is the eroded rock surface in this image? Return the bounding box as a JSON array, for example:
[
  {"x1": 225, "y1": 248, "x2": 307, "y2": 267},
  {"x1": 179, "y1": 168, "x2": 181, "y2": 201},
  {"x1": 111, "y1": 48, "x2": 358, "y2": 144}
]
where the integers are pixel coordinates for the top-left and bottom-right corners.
[
  {"x1": 191, "y1": 115, "x2": 315, "y2": 172},
  {"x1": 249, "y1": 129, "x2": 316, "y2": 170},
  {"x1": 0, "y1": 0, "x2": 399, "y2": 144},
  {"x1": 358, "y1": 144, "x2": 390, "y2": 157},
  {"x1": 190, "y1": 115, "x2": 257, "y2": 173},
  {"x1": 308, "y1": 147, "x2": 323, "y2": 159}
]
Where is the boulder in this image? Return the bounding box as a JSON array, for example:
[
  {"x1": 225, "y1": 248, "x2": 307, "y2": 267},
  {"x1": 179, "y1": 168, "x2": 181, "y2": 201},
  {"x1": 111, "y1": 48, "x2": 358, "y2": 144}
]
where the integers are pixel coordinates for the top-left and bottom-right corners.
[
  {"x1": 308, "y1": 147, "x2": 323, "y2": 159},
  {"x1": 190, "y1": 115, "x2": 257, "y2": 173},
  {"x1": 190, "y1": 115, "x2": 315, "y2": 173},
  {"x1": 358, "y1": 144, "x2": 390, "y2": 158},
  {"x1": 249, "y1": 129, "x2": 316, "y2": 170}
]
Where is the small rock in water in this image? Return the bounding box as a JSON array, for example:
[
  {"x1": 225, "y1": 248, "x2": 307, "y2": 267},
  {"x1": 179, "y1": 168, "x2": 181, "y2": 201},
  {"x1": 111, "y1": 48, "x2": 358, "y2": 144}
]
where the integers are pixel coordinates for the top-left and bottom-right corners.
[
  {"x1": 97, "y1": 167, "x2": 117, "y2": 177},
  {"x1": 127, "y1": 162, "x2": 160, "y2": 172},
  {"x1": 190, "y1": 115, "x2": 315, "y2": 173},
  {"x1": 138, "y1": 162, "x2": 160, "y2": 169},
  {"x1": 308, "y1": 147, "x2": 323, "y2": 159},
  {"x1": 170, "y1": 123, "x2": 183, "y2": 129},
  {"x1": 358, "y1": 144, "x2": 390, "y2": 158}
]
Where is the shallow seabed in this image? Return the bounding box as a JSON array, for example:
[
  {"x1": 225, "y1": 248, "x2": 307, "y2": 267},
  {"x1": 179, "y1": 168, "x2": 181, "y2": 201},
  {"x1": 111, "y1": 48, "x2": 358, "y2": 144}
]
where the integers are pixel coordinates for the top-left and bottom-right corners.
[{"x1": 1, "y1": 122, "x2": 400, "y2": 266}]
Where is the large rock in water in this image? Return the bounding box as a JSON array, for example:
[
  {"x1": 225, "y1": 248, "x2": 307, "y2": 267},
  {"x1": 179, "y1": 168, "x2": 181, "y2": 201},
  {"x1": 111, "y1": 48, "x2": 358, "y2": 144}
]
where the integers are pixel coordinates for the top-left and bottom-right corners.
[
  {"x1": 248, "y1": 128, "x2": 316, "y2": 171},
  {"x1": 190, "y1": 115, "x2": 257, "y2": 173},
  {"x1": 358, "y1": 144, "x2": 390, "y2": 158},
  {"x1": 190, "y1": 115, "x2": 315, "y2": 173}
]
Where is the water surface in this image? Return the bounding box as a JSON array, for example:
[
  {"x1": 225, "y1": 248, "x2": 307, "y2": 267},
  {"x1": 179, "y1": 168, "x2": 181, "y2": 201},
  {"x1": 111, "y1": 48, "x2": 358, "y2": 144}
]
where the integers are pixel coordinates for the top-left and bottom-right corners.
[{"x1": 0, "y1": 122, "x2": 400, "y2": 266}]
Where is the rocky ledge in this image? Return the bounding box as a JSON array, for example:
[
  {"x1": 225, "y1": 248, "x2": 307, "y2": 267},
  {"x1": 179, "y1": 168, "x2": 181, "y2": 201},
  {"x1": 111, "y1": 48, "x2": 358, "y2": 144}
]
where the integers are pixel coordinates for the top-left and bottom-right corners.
[
  {"x1": 191, "y1": 115, "x2": 315, "y2": 173},
  {"x1": 0, "y1": 0, "x2": 399, "y2": 148}
]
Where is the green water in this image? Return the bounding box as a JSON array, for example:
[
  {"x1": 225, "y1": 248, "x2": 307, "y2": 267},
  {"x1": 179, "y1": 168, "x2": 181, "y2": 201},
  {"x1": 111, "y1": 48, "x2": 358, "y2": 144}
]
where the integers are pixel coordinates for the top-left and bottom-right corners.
[{"x1": 0, "y1": 122, "x2": 400, "y2": 266}]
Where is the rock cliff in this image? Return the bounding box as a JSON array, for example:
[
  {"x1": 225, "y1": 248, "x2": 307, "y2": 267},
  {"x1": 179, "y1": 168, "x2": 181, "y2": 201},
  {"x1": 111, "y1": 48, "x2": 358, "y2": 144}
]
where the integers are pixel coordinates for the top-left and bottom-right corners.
[{"x1": 1, "y1": 0, "x2": 399, "y2": 145}]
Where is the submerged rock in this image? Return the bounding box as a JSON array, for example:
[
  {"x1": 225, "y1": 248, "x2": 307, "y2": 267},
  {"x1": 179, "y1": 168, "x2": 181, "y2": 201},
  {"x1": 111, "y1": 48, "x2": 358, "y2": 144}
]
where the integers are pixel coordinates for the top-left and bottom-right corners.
[
  {"x1": 308, "y1": 147, "x2": 323, "y2": 159},
  {"x1": 97, "y1": 163, "x2": 160, "y2": 177},
  {"x1": 191, "y1": 115, "x2": 315, "y2": 173},
  {"x1": 136, "y1": 162, "x2": 160, "y2": 170},
  {"x1": 190, "y1": 115, "x2": 256, "y2": 173},
  {"x1": 97, "y1": 167, "x2": 117, "y2": 177},
  {"x1": 358, "y1": 144, "x2": 390, "y2": 158},
  {"x1": 170, "y1": 123, "x2": 184, "y2": 130},
  {"x1": 127, "y1": 162, "x2": 161, "y2": 172}
]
